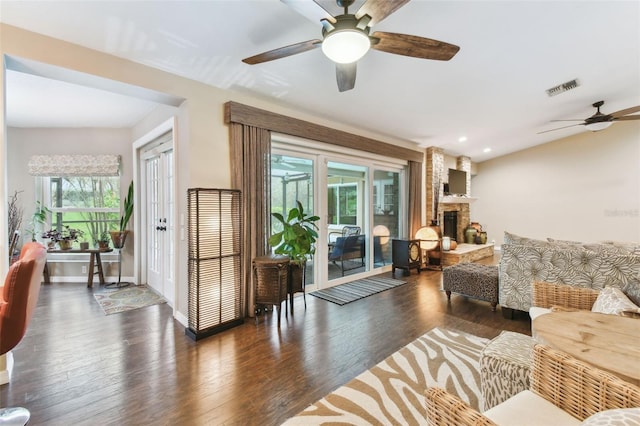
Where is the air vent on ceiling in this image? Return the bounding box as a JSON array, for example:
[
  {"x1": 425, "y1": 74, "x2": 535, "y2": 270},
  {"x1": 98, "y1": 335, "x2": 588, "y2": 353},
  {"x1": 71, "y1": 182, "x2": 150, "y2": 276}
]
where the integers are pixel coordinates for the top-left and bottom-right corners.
[{"x1": 546, "y1": 78, "x2": 580, "y2": 97}]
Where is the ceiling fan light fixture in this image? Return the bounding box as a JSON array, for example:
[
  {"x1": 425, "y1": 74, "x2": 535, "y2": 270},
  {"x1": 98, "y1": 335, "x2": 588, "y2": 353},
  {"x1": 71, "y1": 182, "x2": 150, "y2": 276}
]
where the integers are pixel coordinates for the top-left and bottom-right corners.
[
  {"x1": 322, "y1": 29, "x2": 370, "y2": 64},
  {"x1": 585, "y1": 121, "x2": 613, "y2": 132}
]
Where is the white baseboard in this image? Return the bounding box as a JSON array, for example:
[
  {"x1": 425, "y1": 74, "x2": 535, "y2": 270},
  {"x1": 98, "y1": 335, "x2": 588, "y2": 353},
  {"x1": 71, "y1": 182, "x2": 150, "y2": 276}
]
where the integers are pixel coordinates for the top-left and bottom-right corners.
[{"x1": 174, "y1": 310, "x2": 188, "y2": 328}]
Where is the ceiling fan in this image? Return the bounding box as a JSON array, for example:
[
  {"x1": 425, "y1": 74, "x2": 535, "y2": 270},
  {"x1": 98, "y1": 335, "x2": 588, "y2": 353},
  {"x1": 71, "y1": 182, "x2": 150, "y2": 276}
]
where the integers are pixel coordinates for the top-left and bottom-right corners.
[
  {"x1": 539, "y1": 100, "x2": 640, "y2": 134},
  {"x1": 242, "y1": 0, "x2": 459, "y2": 92}
]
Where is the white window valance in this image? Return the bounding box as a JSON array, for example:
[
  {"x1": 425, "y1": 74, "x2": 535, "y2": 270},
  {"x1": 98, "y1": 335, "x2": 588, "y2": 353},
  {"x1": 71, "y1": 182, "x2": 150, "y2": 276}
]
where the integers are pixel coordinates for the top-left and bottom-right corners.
[{"x1": 28, "y1": 155, "x2": 121, "y2": 176}]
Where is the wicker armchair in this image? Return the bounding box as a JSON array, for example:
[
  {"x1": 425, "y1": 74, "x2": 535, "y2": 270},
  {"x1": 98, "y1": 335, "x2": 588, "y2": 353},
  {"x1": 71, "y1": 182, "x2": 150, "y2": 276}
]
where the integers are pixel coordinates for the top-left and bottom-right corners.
[
  {"x1": 532, "y1": 281, "x2": 600, "y2": 310},
  {"x1": 425, "y1": 344, "x2": 640, "y2": 426}
]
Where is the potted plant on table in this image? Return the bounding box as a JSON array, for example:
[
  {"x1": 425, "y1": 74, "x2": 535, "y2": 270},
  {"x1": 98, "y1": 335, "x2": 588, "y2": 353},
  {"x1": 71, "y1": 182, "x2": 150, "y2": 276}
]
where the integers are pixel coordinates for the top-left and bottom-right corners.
[
  {"x1": 269, "y1": 201, "x2": 319, "y2": 296},
  {"x1": 96, "y1": 230, "x2": 111, "y2": 250},
  {"x1": 43, "y1": 226, "x2": 84, "y2": 250},
  {"x1": 110, "y1": 181, "x2": 133, "y2": 249}
]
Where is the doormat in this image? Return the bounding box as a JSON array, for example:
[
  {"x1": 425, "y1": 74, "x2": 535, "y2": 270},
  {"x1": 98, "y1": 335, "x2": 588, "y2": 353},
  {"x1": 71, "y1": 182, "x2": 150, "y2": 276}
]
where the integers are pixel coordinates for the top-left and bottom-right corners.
[
  {"x1": 310, "y1": 276, "x2": 406, "y2": 305},
  {"x1": 94, "y1": 285, "x2": 166, "y2": 315}
]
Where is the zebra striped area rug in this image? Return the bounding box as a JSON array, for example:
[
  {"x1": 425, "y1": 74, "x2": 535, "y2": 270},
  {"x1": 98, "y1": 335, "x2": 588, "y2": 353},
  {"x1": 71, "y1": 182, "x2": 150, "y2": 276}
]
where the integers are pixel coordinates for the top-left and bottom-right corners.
[
  {"x1": 282, "y1": 327, "x2": 488, "y2": 425},
  {"x1": 309, "y1": 276, "x2": 407, "y2": 305}
]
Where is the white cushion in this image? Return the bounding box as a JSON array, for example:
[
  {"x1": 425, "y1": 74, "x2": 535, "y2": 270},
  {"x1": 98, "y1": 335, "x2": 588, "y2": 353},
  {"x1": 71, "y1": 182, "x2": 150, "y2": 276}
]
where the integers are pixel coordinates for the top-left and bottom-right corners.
[
  {"x1": 581, "y1": 408, "x2": 640, "y2": 425},
  {"x1": 591, "y1": 286, "x2": 640, "y2": 316},
  {"x1": 529, "y1": 307, "x2": 552, "y2": 339},
  {"x1": 529, "y1": 306, "x2": 551, "y2": 321},
  {"x1": 484, "y1": 390, "x2": 581, "y2": 426}
]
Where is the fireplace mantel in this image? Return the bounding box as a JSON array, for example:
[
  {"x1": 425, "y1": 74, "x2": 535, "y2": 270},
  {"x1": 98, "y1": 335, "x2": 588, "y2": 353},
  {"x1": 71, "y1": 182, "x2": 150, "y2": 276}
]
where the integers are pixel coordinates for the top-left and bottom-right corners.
[{"x1": 440, "y1": 196, "x2": 478, "y2": 204}]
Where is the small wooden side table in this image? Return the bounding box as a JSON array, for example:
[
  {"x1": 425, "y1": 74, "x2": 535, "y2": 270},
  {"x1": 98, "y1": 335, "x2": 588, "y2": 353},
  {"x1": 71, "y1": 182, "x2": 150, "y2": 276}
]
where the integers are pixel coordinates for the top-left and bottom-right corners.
[
  {"x1": 533, "y1": 310, "x2": 640, "y2": 386},
  {"x1": 46, "y1": 248, "x2": 113, "y2": 288}
]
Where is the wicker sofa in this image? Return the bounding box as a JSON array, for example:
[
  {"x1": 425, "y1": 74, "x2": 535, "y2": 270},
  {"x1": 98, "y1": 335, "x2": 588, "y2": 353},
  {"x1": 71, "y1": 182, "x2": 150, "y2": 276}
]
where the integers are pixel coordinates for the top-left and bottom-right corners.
[{"x1": 498, "y1": 233, "x2": 640, "y2": 313}]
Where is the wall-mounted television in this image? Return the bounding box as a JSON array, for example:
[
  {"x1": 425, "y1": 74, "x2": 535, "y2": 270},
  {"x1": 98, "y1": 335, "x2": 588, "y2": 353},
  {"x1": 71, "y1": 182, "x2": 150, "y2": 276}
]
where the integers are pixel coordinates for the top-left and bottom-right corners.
[{"x1": 447, "y1": 168, "x2": 467, "y2": 196}]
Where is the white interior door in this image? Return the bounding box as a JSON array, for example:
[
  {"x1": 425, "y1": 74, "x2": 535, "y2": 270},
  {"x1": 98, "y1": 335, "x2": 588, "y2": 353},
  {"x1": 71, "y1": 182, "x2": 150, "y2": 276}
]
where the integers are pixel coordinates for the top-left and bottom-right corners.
[{"x1": 142, "y1": 141, "x2": 174, "y2": 305}]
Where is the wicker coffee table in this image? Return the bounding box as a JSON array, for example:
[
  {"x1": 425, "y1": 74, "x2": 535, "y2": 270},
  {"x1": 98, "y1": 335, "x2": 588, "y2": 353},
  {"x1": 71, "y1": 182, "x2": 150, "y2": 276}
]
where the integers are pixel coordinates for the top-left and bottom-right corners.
[{"x1": 534, "y1": 310, "x2": 640, "y2": 386}]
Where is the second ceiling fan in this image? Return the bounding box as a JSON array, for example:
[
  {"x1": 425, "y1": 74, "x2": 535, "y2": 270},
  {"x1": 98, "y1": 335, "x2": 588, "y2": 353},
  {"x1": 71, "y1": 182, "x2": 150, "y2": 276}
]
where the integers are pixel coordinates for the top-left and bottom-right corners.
[{"x1": 242, "y1": 0, "x2": 460, "y2": 92}]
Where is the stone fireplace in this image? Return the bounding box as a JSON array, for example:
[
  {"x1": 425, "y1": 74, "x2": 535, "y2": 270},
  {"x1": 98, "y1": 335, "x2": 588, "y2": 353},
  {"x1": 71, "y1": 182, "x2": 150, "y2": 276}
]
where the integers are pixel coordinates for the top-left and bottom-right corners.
[
  {"x1": 441, "y1": 202, "x2": 471, "y2": 244},
  {"x1": 425, "y1": 147, "x2": 473, "y2": 243}
]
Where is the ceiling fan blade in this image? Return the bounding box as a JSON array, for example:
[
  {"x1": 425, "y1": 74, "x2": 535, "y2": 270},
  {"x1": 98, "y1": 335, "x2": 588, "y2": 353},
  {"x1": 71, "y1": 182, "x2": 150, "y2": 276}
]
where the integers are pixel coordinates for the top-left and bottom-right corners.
[
  {"x1": 242, "y1": 40, "x2": 321, "y2": 65},
  {"x1": 614, "y1": 115, "x2": 640, "y2": 121},
  {"x1": 371, "y1": 31, "x2": 459, "y2": 60},
  {"x1": 610, "y1": 105, "x2": 640, "y2": 118},
  {"x1": 281, "y1": 0, "x2": 336, "y2": 24},
  {"x1": 356, "y1": 0, "x2": 411, "y2": 26},
  {"x1": 336, "y1": 62, "x2": 356, "y2": 92},
  {"x1": 550, "y1": 119, "x2": 587, "y2": 122},
  {"x1": 537, "y1": 123, "x2": 583, "y2": 134}
]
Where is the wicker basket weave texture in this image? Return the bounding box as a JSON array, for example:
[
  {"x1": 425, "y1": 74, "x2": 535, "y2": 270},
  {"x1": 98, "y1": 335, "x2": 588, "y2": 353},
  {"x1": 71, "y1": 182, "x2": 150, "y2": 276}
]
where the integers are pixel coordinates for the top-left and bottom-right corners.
[
  {"x1": 531, "y1": 344, "x2": 640, "y2": 420},
  {"x1": 532, "y1": 281, "x2": 600, "y2": 310},
  {"x1": 253, "y1": 255, "x2": 289, "y2": 306}
]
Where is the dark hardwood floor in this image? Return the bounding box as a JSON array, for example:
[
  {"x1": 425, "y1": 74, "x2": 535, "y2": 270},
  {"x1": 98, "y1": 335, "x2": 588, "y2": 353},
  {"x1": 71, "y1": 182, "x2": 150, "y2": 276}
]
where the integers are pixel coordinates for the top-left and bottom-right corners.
[{"x1": 2, "y1": 255, "x2": 530, "y2": 425}]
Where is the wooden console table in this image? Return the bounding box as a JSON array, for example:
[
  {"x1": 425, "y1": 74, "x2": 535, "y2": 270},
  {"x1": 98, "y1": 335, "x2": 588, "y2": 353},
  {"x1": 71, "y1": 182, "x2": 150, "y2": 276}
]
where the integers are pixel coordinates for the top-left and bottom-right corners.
[
  {"x1": 533, "y1": 310, "x2": 640, "y2": 386},
  {"x1": 45, "y1": 248, "x2": 113, "y2": 288}
]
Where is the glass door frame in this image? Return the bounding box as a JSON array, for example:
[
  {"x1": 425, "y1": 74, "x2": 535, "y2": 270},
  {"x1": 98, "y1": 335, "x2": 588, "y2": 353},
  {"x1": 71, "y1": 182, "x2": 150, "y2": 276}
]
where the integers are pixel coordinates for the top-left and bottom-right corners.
[{"x1": 272, "y1": 135, "x2": 408, "y2": 291}]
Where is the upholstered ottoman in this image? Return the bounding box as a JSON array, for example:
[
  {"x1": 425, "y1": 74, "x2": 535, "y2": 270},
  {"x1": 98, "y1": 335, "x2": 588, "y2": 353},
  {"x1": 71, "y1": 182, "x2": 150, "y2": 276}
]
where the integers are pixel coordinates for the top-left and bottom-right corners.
[
  {"x1": 480, "y1": 331, "x2": 536, "y2": 411},
  {"x1": 443, "y1": 262, "x2": 499, "y2": 311}
]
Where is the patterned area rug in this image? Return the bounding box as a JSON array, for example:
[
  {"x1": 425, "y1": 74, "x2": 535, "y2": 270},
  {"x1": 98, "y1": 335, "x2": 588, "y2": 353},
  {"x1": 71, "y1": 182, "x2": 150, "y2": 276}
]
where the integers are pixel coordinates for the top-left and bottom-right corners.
[
  {"x1": 310, "y1": 276, "x2": 407, "y2": 305},
  {"x1": 283, "y1": 327, "x2": 488, "y2": 425},
  {"x1": 94, "y1": 285, "x2": 166, "y2": 315}
]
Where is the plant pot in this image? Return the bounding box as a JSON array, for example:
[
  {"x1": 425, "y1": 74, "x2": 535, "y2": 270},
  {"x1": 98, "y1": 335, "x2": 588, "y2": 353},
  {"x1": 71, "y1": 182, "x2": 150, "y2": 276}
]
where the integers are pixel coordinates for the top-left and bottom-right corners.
[
  {"x1": 58, "y1": 240, "x2": 73, "y2": 250},
  {"x1": 98, "y1": 241, "x2": 110, "y2": 250},
  {"x1": 109, "y1": 230, "x2": 129, "y2": 249},
  {"x1": 80, "y1": 242, "x2": 89, "y2": 250}
]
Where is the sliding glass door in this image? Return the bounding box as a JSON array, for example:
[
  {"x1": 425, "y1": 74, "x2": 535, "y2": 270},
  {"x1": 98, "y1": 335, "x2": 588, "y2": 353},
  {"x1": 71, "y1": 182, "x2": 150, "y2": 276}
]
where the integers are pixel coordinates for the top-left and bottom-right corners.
[
  {"x1": 373, "y1": 169, "x2": 401, "y2": 267},
  {"x1": 327, "y1": 161, "x2": 368, "y2": 280},
  {"x1": 271, "y1": 153, "x2": 315, "y2": 287},
  {"x1": 271, "y1": 139, "x2": 406, "y2": 290}
]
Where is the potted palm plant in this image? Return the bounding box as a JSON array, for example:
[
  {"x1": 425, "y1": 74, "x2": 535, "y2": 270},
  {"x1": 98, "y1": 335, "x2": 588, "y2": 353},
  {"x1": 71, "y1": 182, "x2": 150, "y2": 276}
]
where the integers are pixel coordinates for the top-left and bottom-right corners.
[
  {"x1": 110, "y1": 181, "x2": 133, "y2": 249},
  {"x1": 268, "y1": 201, "x2": 319, "y2": 296}
]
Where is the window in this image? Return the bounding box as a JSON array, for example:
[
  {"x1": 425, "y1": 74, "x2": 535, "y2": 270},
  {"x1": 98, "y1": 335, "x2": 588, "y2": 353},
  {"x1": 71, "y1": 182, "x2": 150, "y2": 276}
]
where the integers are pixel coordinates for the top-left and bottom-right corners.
[
  {"x1": 44, "y1": 176, "x2": 120, "y2": 246},
  {"x1": 328, "y1": 183, "x2": 358, "y2": 225}
]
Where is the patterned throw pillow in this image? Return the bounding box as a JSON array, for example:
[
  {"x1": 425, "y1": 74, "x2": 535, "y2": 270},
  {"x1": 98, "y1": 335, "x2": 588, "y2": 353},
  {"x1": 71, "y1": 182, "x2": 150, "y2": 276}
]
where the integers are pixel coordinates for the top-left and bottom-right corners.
[
  {"x1": 547, "y1": 237, "x2": 582, "y2": 245},
  {"x1": 580, "y1": 408, "x2": 640, "y2": 425},
  {"x1": 583, "y1": 243, "x2": 635, "y2": 256},
  {"x1": 504, "y1": 231, "x2": 547, "y2": 247},
  {"x1": 599, "y1": 240, "x2": 640, "y2": 255},
  {"x1": 591, "y1": 286, "x2": 640, "y2": 316}
]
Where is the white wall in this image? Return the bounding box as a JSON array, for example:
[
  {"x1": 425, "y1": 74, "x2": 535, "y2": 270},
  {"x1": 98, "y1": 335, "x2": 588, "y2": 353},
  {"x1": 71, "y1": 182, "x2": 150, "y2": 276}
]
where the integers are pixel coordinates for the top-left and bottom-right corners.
[{"x1": 472, "y1": 122, "x2": 640, "y2": 246}]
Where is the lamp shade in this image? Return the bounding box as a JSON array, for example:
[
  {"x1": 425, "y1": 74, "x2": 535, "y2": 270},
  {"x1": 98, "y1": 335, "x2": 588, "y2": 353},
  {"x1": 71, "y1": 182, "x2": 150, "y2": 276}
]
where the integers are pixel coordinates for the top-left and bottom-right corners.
[
  {"x1": 415, "y1": 226, "x2": 440, "y2": 250},
  {"x1": 322, "y1": 30, "x2": 370, "y2": 64},
  {"x1": 373, "y1": 225, "x2": 391, "y2": 245},
  {"x1": 187, "y1": 188, "x2": 243, "y2": 340}
]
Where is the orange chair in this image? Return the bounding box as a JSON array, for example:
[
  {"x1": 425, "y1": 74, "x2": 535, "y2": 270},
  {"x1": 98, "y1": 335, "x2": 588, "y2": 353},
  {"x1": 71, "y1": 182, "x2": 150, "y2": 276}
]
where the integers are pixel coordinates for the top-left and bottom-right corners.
[{"x1": 0, "y1": 242, "x2": 47, "y2": 425}]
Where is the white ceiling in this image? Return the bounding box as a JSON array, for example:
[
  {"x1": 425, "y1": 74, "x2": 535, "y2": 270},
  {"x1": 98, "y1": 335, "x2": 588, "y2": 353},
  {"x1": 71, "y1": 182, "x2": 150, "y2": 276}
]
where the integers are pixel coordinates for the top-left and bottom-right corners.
[{"x1": 2, "y1": 0, "x2": 639, "y2": 162}]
